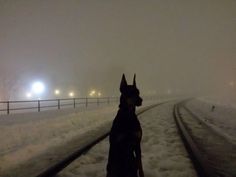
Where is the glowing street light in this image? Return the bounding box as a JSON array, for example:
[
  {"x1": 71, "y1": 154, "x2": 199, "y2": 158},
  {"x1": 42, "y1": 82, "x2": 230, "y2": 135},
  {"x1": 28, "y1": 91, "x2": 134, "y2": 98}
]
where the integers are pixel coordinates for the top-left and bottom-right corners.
[
  {"x1": 69, "y1": 92, "x2": 74, "y2": 97},
  {"x1": 89, "y1": 90, "x2": 96, "y2": 97},
  {"x1": 54, "y1": 89, "x2": 60, "y2": 95},
  {"x1": 32, "y1": 81, "x2": 45, "y2": 94},
  {"x1": 98, "y1": 92, "x2": 102, "y2": 97}
]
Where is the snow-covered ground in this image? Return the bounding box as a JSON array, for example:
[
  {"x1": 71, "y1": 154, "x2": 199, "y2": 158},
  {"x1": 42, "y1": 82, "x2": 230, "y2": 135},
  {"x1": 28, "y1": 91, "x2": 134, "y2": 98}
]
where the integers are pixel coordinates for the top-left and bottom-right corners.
[
  {"x1": 197, "y1": 95, "x2": 236, "y2": 108},
  {"x1": 0, "y1": 104, "x2": 118, "y2": 176},
  {"x1": 0, "y1": 99, "x2": 163, "y2": 177},
  {"x1": 185, "y1": 98, "x2": 236, "y2": 143},
  {"x1": 57, "y1": 102, "x2": 197, "y2": 177},
  {"x1": 1, "y1": 95, "x2": 233, "y2": 176},
  {"x1": 180, "y1": 98, "x2": 236, "y2": 176}
]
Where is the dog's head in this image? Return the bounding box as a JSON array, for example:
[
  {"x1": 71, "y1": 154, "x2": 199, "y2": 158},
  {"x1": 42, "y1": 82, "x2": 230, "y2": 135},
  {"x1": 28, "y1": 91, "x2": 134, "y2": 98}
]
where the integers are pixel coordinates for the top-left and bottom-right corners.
[{"x1": 119, "y1": 74, "x2": 142, "y2": 108}]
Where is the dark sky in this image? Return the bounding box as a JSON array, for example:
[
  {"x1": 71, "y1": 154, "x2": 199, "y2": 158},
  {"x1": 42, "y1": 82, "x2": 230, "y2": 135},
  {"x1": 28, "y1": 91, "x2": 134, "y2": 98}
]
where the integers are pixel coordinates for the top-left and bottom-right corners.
[{"x1": 0, "y1": 0, "x2": 236, "y2": 99}]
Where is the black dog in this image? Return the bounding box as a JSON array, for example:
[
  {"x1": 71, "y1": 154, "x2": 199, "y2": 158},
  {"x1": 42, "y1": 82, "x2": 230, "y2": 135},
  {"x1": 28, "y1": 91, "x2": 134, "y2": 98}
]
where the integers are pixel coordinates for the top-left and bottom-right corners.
[{"x1": 107, "y1": 74, "x2": 144, "y2": 177}]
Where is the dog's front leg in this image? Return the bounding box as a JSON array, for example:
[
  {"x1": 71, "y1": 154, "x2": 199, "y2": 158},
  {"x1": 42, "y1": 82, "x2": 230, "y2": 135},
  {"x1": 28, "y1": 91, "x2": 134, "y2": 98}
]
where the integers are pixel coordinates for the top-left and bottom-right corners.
[{"x1": 135, "y1": 144, "x2": 144, "y2": 177}]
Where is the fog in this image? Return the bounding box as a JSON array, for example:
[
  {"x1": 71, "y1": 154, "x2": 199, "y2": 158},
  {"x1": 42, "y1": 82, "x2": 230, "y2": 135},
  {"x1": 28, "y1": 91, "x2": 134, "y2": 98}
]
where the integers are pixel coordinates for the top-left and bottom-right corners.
[{"x1": 0, "y1": 0, "x2": 236, "y2": 100}]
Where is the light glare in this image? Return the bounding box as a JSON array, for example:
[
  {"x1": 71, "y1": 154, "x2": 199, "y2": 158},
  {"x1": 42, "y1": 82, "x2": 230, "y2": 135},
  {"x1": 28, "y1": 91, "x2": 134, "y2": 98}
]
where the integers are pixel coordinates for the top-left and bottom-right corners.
[
  {"x1": 54, "y1": 89, "x2": 60, "y2": 95},
  {"x1": 89, "y1": 90, "x2": 96, "y2": 97},
  {"x1": 26, "y1": 92, "x2": 32, "y2": 98},
  {"x1": 32, "y1": 81, "x2": 45, "y2": 94},
  {"x1": 69, "y1": 92, "x2": 74, "y2": 97}
]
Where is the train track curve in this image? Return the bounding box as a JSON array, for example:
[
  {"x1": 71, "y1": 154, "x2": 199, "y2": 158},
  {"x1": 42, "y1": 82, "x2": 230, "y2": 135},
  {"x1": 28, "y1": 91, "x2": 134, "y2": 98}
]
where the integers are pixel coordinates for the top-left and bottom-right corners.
[
  {"x1": 36, "y1": 102, "x2": 168, "y2": 177},
  {"x1": 174, "y1": 101, "x2": 236, "y2": 177}
]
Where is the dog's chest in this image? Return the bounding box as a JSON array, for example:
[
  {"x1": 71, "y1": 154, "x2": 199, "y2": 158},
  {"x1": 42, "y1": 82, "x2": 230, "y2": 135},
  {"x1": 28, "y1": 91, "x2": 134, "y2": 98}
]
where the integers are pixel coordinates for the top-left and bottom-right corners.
[
  {"x1": 113, "y1": 116, "x2": 142, "y2": 145},
  {"x1": 126, "y1": 119, "x2": 142, "y2": 139}
]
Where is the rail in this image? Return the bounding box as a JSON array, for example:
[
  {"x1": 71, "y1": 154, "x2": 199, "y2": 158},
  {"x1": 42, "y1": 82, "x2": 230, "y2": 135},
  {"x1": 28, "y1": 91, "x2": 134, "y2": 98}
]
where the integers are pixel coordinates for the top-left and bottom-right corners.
[
  {"x1": 174, "y1": 102, "x2": 236, "y2": 177},
  {"x1": 173, "y1": 103, "x2": 211, "y2": 177},
  {"x1": 36, "y1": 102, "x2": 167, "y2": 177}
]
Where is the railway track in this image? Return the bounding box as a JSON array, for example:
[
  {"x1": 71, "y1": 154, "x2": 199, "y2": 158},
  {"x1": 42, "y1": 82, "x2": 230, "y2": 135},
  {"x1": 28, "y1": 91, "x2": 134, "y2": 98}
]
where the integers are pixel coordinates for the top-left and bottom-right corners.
[
  {"x1": 174, "y1": 101, "x2": 236, "y2": 177},
  {"x1": 36, "y1": 102, "x2": 168, "y2": 177}
]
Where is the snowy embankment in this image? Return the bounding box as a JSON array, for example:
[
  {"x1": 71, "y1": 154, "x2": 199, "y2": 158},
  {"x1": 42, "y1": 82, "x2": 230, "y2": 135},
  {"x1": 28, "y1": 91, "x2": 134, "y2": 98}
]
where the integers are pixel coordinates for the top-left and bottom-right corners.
[
  {"x1": 0, "y1": 100, "x2": 159, "y2": 176},
  {"x1": 185, "y1": 98, "x2": 236, "y2": 143},
  {"x1": 57, "y1": 102, "x2": 197, "y2": 177},
  {"x1": 0, "y1": 104, "x2": 118, "y2": 176}
]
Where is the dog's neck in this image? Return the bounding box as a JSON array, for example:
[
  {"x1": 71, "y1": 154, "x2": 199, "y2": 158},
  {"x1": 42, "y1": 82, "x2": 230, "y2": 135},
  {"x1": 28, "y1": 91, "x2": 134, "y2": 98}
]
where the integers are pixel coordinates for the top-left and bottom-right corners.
[
  {"x1": 118, "y1": 95, "x2": 137, "y2": 115},
  {"x1": 119, "y1": 98, "x2": 136, "y2": 113}
]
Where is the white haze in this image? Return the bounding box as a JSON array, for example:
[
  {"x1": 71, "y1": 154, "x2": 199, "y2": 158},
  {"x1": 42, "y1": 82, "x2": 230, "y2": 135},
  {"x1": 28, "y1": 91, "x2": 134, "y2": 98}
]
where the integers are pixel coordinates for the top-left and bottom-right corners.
[{"x1": 0, "y1": 0, "x2": 235, "y2": 100}]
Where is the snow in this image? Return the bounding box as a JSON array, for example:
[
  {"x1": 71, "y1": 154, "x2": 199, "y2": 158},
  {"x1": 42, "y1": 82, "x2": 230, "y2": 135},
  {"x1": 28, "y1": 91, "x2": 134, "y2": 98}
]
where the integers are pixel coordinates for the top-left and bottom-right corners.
[
  {"x1": 180, "y1": 99, "x2": 236, "y2": 176},
  {"x1": 1, "y1": 96, "x2": 233, "y2": 176},
  {"x1": 57, "y1": 102, "x2": 197, "y2": 177},
  {"x1": 197, "y1": 95, "x2": 236, "y2": 108},
  {"x1": 185, "y1": 98, "x2": 236, "y2": 143},
  {"x1": 0, "y1": 104, "x2": 117, "y2": 176},
  {"x1": 0, "y1": 100, "x2": 160, "y2": 176},
  {"x1": 0, "y1": 98, "x2": 196, "y2": 177}
]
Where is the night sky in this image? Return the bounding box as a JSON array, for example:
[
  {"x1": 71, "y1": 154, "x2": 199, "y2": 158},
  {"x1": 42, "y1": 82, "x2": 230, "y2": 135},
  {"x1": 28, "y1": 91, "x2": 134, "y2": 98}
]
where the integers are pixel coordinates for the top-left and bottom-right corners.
[{"x1": 0, "y1": 0, "x2": 236, "y2": 100}]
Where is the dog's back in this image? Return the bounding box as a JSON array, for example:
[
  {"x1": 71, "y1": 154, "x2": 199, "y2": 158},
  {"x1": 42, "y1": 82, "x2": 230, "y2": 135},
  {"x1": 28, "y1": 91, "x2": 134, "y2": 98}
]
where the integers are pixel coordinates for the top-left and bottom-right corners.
[{"x1": 107, "y1": 74, "x2": 143, "y2": 177}]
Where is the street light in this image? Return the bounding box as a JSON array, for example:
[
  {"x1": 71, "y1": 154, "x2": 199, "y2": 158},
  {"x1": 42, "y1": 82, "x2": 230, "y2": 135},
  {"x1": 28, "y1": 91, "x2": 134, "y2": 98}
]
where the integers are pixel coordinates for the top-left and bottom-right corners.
[
  {"x1": 69, "y1": 92, "x2": 74, "y2": 97},
  {"x1": 89, "y1": 90, "x2": 96, "y2": 97},
  {"x1": 54, "y1": 89, "x2": 60, "y2": 95},
  {"x1": 98, "y1": 92, "x2": 102, "y2": 97},
  {"x1": 31, "y1": 81, "x2": 45, "y2": 95}
]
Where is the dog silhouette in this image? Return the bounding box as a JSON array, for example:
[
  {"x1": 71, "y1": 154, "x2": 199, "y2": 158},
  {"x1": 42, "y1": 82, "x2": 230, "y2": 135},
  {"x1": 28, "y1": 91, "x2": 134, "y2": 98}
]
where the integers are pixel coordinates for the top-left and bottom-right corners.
[{"x1": 106, "y1": 74, "x2": 144, "y2": 177}]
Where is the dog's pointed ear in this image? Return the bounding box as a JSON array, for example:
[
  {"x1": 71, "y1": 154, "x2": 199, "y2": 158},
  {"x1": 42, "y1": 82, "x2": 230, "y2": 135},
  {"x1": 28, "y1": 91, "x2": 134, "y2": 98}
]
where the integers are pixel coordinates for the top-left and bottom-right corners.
[
  {"x1": 120, "y1": 74, "x2": 127, "y2": 92},
  {"x1": 133, "y1": 74, "x2": 136, "y2": 87}
]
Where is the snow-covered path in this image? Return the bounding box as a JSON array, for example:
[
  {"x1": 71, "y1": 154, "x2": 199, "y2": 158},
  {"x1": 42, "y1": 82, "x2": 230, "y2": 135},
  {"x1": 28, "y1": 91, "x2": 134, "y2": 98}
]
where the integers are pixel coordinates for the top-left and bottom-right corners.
[
  {"x1": 57, "y1": 102, "x2": 197, "y2": 177},
  {"x1": 0, "y1": 105, "x2": 117, "y2": 177},
  {"x1": 0, "y1": 100, "x2": 160, "y2": 177}
]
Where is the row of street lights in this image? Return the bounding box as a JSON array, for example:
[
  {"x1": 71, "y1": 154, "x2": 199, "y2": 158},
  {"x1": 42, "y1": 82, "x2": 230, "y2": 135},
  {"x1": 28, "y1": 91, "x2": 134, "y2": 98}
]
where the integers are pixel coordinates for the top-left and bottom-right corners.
[
  {"x1": 25, "y1": 83, "x2": 102, "y2": 100},
  {"x1": 53, "y1": 89, "x2": 74, "y2": 97},
  {"x1": 24, "y1": 81, "x2": 104, "y2": 100},
  {"x1": 26, "y1": 89, "x2": 102, "y2": 99},
  {"x1": 89, "y1": 90, "x2": 101, "y2": 97}
]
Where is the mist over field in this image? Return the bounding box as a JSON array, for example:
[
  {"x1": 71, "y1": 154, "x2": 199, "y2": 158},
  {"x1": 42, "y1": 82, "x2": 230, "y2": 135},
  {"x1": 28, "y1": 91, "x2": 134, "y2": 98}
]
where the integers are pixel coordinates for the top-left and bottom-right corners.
[{"x1": 0, "y1": 0, "x2": 235, "y2": 100}]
